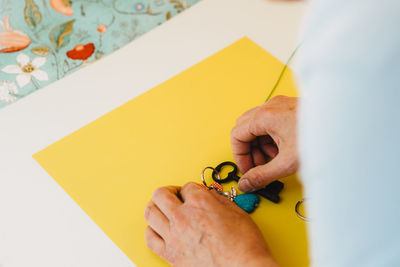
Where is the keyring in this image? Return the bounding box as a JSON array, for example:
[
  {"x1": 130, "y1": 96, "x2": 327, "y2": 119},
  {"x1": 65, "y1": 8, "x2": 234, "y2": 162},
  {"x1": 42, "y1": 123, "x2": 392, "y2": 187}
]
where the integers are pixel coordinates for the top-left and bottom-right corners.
[
  {"x1": 201, "y1": 166, "x2": 221, "y2": 189},
  {"x1": 212, "y1": 161, "x2": 238, "y2": 183},
  {"x1": 295, "y1": 198, "x2": 310, "y2": 222}
]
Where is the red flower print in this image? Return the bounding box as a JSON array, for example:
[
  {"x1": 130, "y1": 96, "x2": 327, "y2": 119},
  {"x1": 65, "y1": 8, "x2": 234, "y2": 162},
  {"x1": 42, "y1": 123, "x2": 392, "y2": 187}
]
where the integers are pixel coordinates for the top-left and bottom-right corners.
[
  {"x1": 97, "y1": 24, "x2": 107, "y2": 34},
  {"x1": 66, "y1": 43, "x2": 95, "y2": 60}
]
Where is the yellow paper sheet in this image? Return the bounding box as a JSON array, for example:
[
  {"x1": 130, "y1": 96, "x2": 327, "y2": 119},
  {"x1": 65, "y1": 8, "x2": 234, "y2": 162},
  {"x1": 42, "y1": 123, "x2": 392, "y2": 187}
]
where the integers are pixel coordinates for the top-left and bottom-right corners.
[{"x1": 34, "y1": 37, "x2": 309, "y2": 267}]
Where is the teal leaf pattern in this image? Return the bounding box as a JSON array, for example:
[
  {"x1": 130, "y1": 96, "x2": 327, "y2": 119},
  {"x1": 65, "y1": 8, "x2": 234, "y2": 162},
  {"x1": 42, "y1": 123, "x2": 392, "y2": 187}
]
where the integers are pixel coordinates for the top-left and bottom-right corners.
[
  {"x1": 24, "y1": 0, "x2": 42, "y2": 27},
  {"x1": 49, "y1": 19, "x2": 75, "y2": 51}
]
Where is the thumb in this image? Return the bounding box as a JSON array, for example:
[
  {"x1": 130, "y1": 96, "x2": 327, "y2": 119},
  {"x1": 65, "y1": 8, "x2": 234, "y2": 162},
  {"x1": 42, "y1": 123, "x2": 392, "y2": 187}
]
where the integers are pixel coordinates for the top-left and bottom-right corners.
[{"x1": 238, "y1": 154, "x2": 297, "y2": 192}]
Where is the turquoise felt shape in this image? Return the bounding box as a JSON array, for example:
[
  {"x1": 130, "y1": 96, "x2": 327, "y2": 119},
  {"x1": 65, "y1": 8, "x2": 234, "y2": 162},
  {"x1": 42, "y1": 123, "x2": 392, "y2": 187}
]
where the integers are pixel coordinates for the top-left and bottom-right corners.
[{"x1": 234, "y1": 193, "x2": 260, "y2": 213}]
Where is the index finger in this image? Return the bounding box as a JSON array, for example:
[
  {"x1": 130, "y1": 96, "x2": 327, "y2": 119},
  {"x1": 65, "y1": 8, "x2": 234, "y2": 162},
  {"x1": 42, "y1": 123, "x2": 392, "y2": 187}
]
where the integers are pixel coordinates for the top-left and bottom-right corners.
[
  {"x1": 231, "y1": 109, "x2": 273, "y2": 173},
  {"x1": 152, "y1": 186, "x2": 183, "y2": 219},
  {"x1": 231, "y1": 116, "x2": 260, "y2": 173},
  {"x1": 230, "y1": 129, "x2": 254, "y2": 174}
]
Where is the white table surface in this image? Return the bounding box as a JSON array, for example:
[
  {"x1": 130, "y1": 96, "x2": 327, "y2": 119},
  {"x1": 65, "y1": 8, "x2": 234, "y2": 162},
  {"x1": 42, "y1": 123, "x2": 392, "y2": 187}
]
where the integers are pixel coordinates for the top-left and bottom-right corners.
[{"x1": 0, "y1": 0, "x2": 305, "y2": 266}]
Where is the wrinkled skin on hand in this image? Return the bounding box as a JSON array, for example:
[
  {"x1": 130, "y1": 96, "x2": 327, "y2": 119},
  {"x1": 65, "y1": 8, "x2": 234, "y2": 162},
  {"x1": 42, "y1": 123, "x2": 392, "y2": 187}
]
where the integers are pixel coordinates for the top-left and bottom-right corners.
[
  {"x1": 144, "y1": 182, "x2": 279, "y2": 267},
  {"x1": 231, "y1": 95, "x2": 299, "y2": 192},
  {"x1": 144, "y1": 96, "x2": 299, "y2": 266}
]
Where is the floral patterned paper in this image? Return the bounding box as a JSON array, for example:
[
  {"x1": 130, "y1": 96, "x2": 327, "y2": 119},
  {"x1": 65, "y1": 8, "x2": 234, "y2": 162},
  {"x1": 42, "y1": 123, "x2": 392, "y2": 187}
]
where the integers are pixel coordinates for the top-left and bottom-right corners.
[{"x1": 0, "y1": 0, "x2": 200, "y2": 109}]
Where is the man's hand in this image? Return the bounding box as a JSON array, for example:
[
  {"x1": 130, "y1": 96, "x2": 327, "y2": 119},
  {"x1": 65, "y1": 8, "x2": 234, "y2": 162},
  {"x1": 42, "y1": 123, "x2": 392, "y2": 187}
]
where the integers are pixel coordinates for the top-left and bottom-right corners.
[
  {"x1": 231, "y1": 95, "x2": 299, "y2": 192},
  {"x1": 145, "y1": 183, "x2": 279, "y2": 267}
]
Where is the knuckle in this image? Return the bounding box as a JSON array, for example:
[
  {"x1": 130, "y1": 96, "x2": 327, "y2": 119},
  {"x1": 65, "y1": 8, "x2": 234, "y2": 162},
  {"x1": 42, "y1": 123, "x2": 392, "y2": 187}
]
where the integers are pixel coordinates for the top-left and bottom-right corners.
[
  {"x1": 184, "y1": 181, "x2": 197, "y2": 189},
  {"x1": 257, "y1": 103, "x2": 274, "y2": 117},
  {"x1": 236, "y1": 109, "x2": 252, "y2": 124},
  {"x1": 269, "y1": 95, "x2": 285, "y2": 102},
  {"x1": 264, "y1": 95, "x2": 289, "y2": 111},
  {"x1": 181, "y1": 182, "x2": 198, "y2": 194},
  {"x1": 235, "y1": 115, "x2": 243, "y2": 125},
  {"x1": 145, "y1": 227, "x2": 154, "y2": 248},
  {"x1": 153, "y1": 187, "x2": 178, "y2": 206},
  {"x1": 144, "y1": 206, "x2": 151, "y2": 221},
  {"x1": 152, "y1": 187, "x2": 166, "y2": 199},
  {"x1": 182, "y1": 183, "x2": 214, "y2": 207},
  {"x1": 230, "y1": 126, "x2": 239, "y2": 140},
  {"x1": 144, "y1": 203, "x2": 154, "y2": 221}
]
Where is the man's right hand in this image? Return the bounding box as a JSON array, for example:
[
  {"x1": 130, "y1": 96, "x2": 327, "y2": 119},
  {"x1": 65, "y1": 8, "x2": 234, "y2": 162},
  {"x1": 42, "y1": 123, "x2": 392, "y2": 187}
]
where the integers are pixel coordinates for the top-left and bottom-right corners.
[{"x1": 231, "y1": 95, "x2": 299, "y2": 192}]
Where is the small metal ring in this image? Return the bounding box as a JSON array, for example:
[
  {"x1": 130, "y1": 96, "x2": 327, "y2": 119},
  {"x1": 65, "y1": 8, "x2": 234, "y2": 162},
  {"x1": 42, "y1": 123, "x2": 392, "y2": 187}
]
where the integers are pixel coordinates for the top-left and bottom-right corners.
[
  {"x1": 201, "y1": 166, "x2": 221, "y2": 188},
  {"x1": 295, "y1": 198, "x2": 310, "y2": 222}
]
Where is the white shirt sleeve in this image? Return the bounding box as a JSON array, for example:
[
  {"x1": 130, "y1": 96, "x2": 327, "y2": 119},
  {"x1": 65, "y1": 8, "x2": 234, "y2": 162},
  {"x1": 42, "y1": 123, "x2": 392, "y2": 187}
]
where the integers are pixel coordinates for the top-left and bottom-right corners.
[{"x1": 296, "y1": 0, "x2": 400, "y2": 266}]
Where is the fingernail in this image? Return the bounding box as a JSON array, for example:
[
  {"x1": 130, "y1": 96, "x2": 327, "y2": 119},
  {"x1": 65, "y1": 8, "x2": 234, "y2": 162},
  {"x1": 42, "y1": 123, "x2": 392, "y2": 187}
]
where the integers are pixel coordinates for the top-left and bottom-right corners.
[{"x1": 238, "y1": 178, "x2": 255, "y2": 192}]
